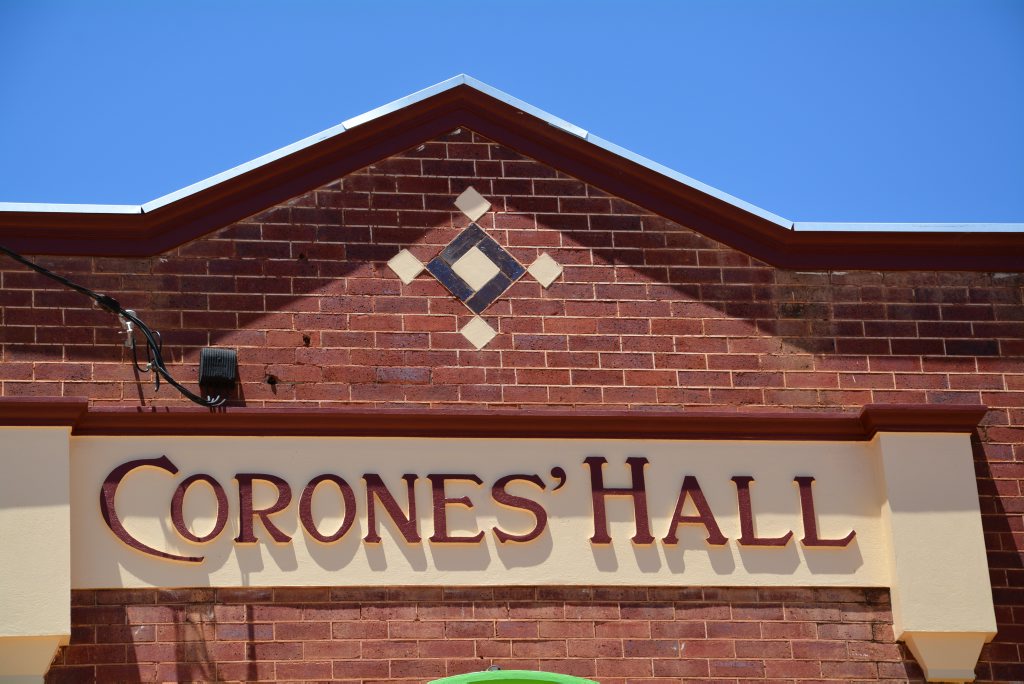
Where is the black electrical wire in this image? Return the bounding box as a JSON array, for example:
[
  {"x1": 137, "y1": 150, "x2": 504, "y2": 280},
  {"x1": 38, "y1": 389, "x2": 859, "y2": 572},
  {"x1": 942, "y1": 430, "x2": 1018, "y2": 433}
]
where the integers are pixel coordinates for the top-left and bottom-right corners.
[{"x1": 0, "y1": 244, "x2": 225, "y2": 407}]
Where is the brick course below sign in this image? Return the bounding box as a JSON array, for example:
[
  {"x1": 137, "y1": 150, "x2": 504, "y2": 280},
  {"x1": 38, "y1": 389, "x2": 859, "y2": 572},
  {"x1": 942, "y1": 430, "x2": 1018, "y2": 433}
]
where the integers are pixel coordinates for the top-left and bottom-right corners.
[{"x1": 48, "y1": 586, "x2": 938, "y2": 683}]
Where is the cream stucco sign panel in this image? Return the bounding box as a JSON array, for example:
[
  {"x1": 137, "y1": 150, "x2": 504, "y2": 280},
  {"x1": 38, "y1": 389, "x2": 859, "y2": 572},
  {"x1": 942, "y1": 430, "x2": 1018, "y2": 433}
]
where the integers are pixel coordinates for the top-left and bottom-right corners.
[{"x1": 72, "y1": 436, "x2": 885, "y2": 589}]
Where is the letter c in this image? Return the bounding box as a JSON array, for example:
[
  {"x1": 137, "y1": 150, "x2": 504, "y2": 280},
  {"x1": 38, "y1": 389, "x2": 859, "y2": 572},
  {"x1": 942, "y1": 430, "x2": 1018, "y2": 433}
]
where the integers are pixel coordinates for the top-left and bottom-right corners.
[{"x1": 100, "y1": 456, "x2": 203, "y2": 563}]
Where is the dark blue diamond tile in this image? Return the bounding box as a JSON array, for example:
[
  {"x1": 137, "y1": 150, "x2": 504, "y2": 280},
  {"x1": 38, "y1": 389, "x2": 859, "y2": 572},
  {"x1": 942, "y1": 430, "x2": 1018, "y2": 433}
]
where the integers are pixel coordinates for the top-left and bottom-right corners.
[
  {"x1": 425, "y1": 256, "x2": 474, "y2": 300},
  {"x1": 466, "y1": 273, "x2": 514, "y2": 314},
  {"x1": 477, "y1": 236, "x2": 526, "y2": 281},
  {"x1": 424, "y1": 222, "x2": 526, "y2": 313},
  {"x1": 438, "y1": 223, "x2": 487, "y2": 264}
]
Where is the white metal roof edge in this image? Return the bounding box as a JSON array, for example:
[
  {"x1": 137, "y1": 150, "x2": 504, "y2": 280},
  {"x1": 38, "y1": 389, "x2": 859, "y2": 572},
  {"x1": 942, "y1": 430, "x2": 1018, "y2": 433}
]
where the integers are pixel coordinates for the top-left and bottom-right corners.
[
  {"x1": 461, "y1": 75, "x2": 588, "y2": 139},
  {"x1": 582, "y1": 133, "x2": 793, "y2": 229},
  {"x1": 0, "y1": 75, "x2": 1020, "y2": 234},
  {"x1": 147, "y1": 76, "x2": 484, "y2": 212},
  {"x1": 0, "y1": 75, "x2": 782, "y2": 224},
  {"x1": 340, "y1": 74, "x2": 467, "y2": 130},
  {"x1": 794, "y1": 222, "x2": 1024, "y2": 233},
  {"x1": 0, "y1": 202, "x2": 142, "y2": 214},
  {"x1": 141, "y1": 120, "x2": 351, "y2": 213}
]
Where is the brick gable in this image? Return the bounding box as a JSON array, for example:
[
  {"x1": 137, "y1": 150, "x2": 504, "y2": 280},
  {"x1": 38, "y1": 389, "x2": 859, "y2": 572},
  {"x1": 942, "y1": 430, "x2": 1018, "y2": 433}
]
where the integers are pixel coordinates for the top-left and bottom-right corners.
[
  {"x1": 2, "y1": 127, "x2": 1022, "y2": 682},
  {"x1": 4, "y1": 129, "x2": 1021, "y2": 412}
]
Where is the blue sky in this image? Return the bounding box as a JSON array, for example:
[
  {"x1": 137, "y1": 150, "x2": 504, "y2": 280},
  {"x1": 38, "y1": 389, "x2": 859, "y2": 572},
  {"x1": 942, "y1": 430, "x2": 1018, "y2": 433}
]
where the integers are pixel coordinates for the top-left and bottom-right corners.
[{"x1": 1, "y1": 0, "x2": 1022, "y2": 222}]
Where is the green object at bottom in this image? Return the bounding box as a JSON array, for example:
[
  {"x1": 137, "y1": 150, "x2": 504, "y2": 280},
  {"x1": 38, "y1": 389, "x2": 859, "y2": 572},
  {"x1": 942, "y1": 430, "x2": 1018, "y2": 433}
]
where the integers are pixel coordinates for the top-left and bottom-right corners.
[{"x1": 429, "y1": 671, "x2": 598, "y2": 684}]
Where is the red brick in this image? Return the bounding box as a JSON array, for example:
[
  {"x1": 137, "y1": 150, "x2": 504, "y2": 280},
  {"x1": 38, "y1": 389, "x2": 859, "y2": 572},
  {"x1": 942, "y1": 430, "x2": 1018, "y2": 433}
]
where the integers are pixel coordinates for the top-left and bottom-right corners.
[
  {"x1": 707, "y1": 621, "x2": 761, "y2": 638},
  {"x1": 623, "y1": 638, "x2": 681, "y2": 657},
  {"x1": 678, "y1": 639, "x2": 736, "y2": 658},
  {"x1": 246, "y1": 641, "x2": 303, "y2": 660},
  {"x1": 595, "y1": 620, "x2": 650, "y2": 638},
  {"x1": 496, "y1": 621, "x2": 539, "y2": 638},
  {"x1": 275, "y1": 661, "x2": 332, "y2": 679},
  {"x1": 215, "y1": 623, "x2": 273, "y2": 641},
  {"x1": 124, "y1": 605, "x2": 178, "y2": 623},
  {"x1": 734, "y1": 639, "x2": 791, "y2": 658},
  {"x1": 511, "y1": 640, "x2": 568, "y2": 658},
  {"x1": 822, "y1": 660, "x2": 879, "y2": 678},
  {"x1": 249, "y1": 604, "x2": 303, "y2": 622},
  {"x1": 216, "y1": 661, "x2": 276, "y2": 681},
  {"x1": 332, "y1": 659, "x2": 390, "y2": 678},
  {"x1": 274, "y1": 621, "x2": 330, "y2": 640},
  {"x1": 595, "y1": 657, "x2": 653, "y2": 677},
  {"x1": 361, "y1": 639, "x2": 417, "y2": 659},
  {"x1": 96, "y1": 663, "x2": 159, "y2": 681},
  {"x1": 792, "y1": 639, "x2": 848, "y2": 659},
  {"x1": 390, "y1": 658, "x2": 447, "y2": 678},
  {"x1": 445, "y1": 620, "x2": 495, "y2": 638},
  {"x1": 64, "y1": 644, "x2": 126, "y2": 665},
  {"x1": 536, "y1": 621, "x2": 593, "y2": 639},
  {"x1": 709, "y1": 658, "x2": 766, "y2": 677},
  {"x1": 651, "y1": 658, "x2": 711, "y2": 676},
  {"x1": 765, "y1": 658, "x2": 823, "y2": 678},
  {"x1": 332, "y1": 620, "x2": 389, "y2": 639}
]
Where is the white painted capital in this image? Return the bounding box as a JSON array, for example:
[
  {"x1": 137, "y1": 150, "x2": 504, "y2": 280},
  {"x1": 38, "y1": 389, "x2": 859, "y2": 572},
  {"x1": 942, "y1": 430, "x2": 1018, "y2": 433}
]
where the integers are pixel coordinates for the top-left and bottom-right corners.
[
  {"x1": 0, "y1": 427, "x2": 73, "y2": 682},
  {"x1": 874, "y1": 432, "x2": 997, "y2": 682}
]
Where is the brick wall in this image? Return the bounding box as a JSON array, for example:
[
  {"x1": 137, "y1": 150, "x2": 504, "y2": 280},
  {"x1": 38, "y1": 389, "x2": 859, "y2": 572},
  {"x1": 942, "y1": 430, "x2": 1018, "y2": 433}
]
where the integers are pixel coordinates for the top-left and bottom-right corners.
[
  {"x1": 1, "y1": 128, "x2": 1021, "y2": 681},
  {"x1": 49, "y1": 587, "x2": 923, "y2": 683}
]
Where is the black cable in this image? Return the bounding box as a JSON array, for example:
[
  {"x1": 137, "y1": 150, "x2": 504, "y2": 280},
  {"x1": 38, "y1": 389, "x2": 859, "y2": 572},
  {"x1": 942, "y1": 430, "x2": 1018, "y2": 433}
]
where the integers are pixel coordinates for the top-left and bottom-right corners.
[{"x1": 0, "y1": 244, "x2": 225, "y2": 407}]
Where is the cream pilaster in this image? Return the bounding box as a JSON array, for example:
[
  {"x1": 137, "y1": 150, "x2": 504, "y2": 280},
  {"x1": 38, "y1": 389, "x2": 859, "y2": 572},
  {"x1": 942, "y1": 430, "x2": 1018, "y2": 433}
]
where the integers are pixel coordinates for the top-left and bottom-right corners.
[
  {"x1": 0, "y1": 427, "x2": 72, "y2": 683},
  {"x1": 874, "y1": 432, "x2": 997, "y2": 682}
]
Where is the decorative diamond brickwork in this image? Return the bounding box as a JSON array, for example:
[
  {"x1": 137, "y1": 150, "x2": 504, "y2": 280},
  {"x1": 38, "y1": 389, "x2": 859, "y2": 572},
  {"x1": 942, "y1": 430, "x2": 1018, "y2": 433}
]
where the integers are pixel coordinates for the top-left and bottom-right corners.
[
  {"x1": 450, "y1": 246, "x2": 500, "y2": 292},
  {"x1": 527, "y1": 252, "x2": 563, "y2": 288},
  {"x1": 459, "y1": 316, "x2": 497, "y2": 350},
  {"x1": 385, "y1": 185, "x2": 564, "y2": 347},
  {"x1": 386, "y1": 249, "x2": 425, "y2": 285},
  {"x1": 426, "y1": 223, "x2": 526, "y2": 314},
  {"x1": 453, "y1": 186, "x2": 491, "y2": 222}
]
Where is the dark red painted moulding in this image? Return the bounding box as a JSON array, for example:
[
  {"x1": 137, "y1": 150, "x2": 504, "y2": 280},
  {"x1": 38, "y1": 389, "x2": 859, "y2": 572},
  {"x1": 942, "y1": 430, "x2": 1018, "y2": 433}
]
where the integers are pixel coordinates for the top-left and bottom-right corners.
[{"x1": 0, "y1": 398, "x2": 987, "y2": 440}]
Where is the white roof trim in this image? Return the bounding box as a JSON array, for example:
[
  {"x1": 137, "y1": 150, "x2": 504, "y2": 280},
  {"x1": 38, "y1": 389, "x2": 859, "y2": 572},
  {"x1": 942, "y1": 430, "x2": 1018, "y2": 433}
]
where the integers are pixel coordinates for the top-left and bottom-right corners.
[
  {"x1": 141, "y1": 120, "x2": 350, "y2": 213},
  {"x1": 583, "y1": 133, "x2": 792, "y2": 229},
  {"x1": 462, "y1": 75, "x2": 588, "y2": 139},
  {"x1": 341, "y1": 74, "x2": 467, "y2": 130},
  {"x1": 0, "y1": 202, "x2": 142, "y2": 214},
  {"x1": 795, "y1": 222, "x2": 1024, "y2": 233},
  {"x1": 0, "y1": 75, "x2": 1020, "y2": 234}
]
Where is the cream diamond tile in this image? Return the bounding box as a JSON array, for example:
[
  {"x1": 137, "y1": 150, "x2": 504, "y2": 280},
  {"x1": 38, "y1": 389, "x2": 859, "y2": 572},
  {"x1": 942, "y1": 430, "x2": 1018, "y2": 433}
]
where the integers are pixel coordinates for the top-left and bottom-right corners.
[
  {"x1": 387, "y1": 249, "x2": 425, "y2": 285},
  {"x1": 460, "y1": 316, "x2": 497, "y2": 350},
  {"x1": 450, "y1": 246, "x2": 500, "y2": 292},
  {"x1": 527, "y1": 252, "x2": 563, "y2": 288},
  {"x1": 454, "y1": 186, "x2": 491, "y2": 222}
]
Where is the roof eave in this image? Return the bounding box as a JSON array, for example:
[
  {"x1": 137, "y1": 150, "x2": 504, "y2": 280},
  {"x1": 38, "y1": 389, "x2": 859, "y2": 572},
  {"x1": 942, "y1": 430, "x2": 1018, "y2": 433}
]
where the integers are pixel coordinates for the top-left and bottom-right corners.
[{"x1": 0, "y1": 75, "x2": 1020, "y2": 269}]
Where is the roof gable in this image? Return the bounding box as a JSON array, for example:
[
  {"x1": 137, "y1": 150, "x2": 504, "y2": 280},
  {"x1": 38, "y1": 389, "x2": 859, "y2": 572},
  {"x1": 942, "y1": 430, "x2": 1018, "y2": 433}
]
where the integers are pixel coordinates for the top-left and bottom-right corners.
[{"x1": 0, "y1": 75, "x2": 1020, "y2": 270}]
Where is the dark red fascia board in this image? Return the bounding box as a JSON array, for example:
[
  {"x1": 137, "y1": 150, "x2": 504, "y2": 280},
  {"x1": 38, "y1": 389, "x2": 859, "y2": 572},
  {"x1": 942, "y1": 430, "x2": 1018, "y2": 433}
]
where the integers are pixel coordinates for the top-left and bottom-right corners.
[
  {"x1": 0, "y1": 398, "x2": 987, "y2": 440},
  {"x1": 0, "y1": 85, "x2": 1020, "y2": 270}
]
